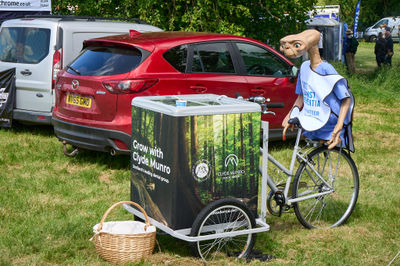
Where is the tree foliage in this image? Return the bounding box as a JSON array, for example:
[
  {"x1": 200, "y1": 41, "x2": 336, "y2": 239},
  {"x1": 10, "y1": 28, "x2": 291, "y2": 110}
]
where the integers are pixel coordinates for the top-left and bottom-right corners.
[
  {"x1": 318, "y1": 0, "x2": 400, "y2": 30},
  {"x1": 52, "y1": 0, "x2": 317, "y2": 46}
]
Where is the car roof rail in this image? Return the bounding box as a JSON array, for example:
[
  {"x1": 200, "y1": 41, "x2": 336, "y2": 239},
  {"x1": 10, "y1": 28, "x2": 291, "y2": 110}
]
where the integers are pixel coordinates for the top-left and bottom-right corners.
[{"x1": 23, "y1": 14, "x2": 150, "y2": 24}]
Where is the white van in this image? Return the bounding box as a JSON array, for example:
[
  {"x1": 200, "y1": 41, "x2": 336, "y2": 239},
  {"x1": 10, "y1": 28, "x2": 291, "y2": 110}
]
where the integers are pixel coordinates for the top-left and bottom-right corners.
[
  {"x1": 0, "y1": 16, "x2": 162, "y2": 125},
  {"x1": 364, "y1": 16, "x2": 400, "y2": 42}
]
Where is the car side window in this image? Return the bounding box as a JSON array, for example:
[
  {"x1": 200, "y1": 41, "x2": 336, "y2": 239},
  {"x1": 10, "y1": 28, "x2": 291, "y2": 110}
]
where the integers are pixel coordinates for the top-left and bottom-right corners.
[
  {"x1": 236, "y1": 42, "x2": 289, "y2": 77},
  {"x1": 191, "y1": 42, "x2": 235, "y2": 74},
  {"x1": 163, "y1": 44, "x2": 188, "y2": 73}
]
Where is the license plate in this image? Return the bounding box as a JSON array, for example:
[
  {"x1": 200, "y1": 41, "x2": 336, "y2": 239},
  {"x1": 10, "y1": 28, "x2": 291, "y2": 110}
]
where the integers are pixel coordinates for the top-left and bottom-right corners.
[{"x1": 66, "y1": 94, "x2": 92, "y2": 108}]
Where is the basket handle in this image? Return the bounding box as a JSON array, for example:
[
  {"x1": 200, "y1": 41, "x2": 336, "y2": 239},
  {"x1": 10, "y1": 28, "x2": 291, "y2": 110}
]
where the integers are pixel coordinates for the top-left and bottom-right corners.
[{"x1": 97, "y1": 201, "x2": 151, "y2": 232}]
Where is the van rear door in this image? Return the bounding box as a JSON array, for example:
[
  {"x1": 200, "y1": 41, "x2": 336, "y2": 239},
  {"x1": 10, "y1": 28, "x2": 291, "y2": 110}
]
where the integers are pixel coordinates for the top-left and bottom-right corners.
[{"x1": 0, "y1": 26, "x2": 54, "y2": 113}]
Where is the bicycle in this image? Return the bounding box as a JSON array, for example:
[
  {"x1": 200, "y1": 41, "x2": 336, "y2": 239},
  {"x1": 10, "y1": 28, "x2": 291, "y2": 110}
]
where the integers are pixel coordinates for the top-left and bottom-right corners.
[{"x1": 253, "y1": 95, "x2": 359, "y2": 229}]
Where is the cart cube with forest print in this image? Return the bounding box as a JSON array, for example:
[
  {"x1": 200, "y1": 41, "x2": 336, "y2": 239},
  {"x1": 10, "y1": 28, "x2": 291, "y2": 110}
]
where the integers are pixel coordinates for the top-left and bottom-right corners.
[{"x1": 131, "y1": 94, "x2": 261, "y2": 230}]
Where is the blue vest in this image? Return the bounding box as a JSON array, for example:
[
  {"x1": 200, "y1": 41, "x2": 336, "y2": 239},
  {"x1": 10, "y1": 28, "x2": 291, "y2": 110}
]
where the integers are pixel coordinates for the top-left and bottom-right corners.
[{"x1": 290, "y1": 61, "x2": 347, "y2": 131}]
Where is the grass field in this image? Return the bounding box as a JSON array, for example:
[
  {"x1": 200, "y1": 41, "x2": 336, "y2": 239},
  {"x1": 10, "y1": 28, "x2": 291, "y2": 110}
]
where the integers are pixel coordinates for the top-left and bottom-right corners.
[{"x1": 1, "y1": 41, "x2": 400, "y2": 265}]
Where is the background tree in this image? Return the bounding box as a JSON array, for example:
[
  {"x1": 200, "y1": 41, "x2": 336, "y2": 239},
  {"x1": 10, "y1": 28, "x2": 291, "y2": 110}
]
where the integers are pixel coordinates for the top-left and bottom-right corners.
[
  {"x1": 318, "y1": 0, "x2": 400, "y2": 30},
  {"x1": 52, "y1": 0, "x2": 317, "y2": 46}
]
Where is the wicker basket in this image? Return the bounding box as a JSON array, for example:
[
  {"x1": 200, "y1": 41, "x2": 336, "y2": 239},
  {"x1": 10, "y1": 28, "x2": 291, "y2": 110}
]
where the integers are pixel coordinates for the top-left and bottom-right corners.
[{"x1": 91, "y1": 201, "x2": 156, "y2": 264}]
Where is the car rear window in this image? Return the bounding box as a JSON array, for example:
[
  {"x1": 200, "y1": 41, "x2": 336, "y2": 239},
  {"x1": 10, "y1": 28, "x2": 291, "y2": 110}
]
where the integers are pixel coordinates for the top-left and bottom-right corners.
[
  {"x1": 67, "y1": 46, "x2": 143, "y2": 76},
  {"x1": 0, "y1": 27, "x2": 50, "y2": 64}
]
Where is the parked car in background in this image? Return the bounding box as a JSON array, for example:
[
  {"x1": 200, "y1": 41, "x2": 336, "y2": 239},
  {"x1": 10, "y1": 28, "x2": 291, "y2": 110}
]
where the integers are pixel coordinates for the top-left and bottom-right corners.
[
  {"x1": 52, "y1": 31, "x2": 298, "y2": 155},
  {"x1": 364, "y1": 16, "x2": 400, "y2": 42},
  {"x1": 0, "y1": 16, "x2": 162, "y2": 125}
]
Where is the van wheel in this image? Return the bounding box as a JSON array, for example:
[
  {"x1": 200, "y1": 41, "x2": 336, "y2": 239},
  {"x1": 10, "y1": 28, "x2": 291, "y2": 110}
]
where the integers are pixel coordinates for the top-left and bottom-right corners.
[{"x1": 369, "y1": 35, "x2": 377, "y2": 42}]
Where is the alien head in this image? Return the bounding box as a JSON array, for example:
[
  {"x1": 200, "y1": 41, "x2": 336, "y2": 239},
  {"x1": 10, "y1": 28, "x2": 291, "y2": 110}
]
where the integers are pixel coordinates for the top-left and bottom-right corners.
[{"x1": 279, "y1": 29, "x2": 320, "y2": 59}]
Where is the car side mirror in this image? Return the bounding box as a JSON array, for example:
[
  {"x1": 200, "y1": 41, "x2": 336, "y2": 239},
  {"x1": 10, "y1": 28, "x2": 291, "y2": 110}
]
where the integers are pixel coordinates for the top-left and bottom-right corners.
[{"x1": 289, "y1": 66, "x2": 298, "y2": 83}]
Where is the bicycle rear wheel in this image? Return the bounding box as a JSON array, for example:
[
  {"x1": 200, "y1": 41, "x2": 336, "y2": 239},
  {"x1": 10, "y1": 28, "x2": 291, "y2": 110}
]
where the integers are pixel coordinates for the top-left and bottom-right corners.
[{"x1": 292, "y1": 146, "x2": 359, "y2": 229}]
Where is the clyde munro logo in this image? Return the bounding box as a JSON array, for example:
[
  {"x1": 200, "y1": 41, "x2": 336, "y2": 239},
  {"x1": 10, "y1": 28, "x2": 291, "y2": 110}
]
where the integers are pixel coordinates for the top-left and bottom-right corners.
[{"x1": 225, "y1": 154, "x2": 239, "y2": 167}]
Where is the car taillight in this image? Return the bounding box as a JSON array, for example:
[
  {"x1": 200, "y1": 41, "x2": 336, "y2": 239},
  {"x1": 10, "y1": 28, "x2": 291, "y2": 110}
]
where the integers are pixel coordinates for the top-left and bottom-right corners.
[
  {"x1": 103, "y1": 79, "x2": 158, "y2": 94},
  {"x1": 52, "y1": 48, "x2": 62, "y2": 90}
]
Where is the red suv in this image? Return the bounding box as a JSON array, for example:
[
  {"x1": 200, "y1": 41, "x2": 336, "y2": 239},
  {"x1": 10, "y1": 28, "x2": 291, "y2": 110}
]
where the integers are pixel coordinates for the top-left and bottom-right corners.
[{"x1": 52, "y1": 31, "x2": 297, "y2": 155}]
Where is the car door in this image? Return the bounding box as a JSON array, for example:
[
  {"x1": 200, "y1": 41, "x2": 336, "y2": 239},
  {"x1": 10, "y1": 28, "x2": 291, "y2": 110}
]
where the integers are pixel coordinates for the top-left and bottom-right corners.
[
  {"x1": 185, "y1": 41, "x2": 249, "y2": 98},
  {"x1": 0, "y1": 26, "x2": 53, "y2": 112},
  {"x1": 232, "y1": 41, "x2": 297, "y2": 130},
  {"x1": 390, "y1": 20, "x2": 399, "y2": 38}
]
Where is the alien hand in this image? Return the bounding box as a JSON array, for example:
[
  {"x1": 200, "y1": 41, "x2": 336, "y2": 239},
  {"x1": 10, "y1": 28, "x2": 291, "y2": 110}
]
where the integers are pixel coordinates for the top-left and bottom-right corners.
[{"x1": 327, "y1": 124, "x2": 343, "y2": 149}]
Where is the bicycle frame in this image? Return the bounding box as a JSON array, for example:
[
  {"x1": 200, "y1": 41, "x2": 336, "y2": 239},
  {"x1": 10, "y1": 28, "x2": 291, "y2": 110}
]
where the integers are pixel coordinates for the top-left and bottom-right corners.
[{"x1": 260, "y1": 120, "x2": 340, "y2": 220}]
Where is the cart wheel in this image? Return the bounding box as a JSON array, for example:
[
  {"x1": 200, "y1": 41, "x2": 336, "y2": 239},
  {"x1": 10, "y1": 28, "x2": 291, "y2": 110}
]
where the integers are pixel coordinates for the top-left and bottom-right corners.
[{"x1": 190, "y1": 198, "x2": 256, "y2": 262}]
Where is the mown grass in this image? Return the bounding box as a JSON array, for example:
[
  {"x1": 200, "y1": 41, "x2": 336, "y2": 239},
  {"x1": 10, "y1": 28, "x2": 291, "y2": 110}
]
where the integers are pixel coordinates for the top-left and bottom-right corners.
[{"x1": 1, "y1": 41, "x2": 399, "y2": 265}]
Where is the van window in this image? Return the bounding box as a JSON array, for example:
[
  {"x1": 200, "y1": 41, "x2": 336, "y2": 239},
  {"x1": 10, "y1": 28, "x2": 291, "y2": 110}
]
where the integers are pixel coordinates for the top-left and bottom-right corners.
[
  {"x1": 0, "y1": 27, "x2": 50, "y2": 64},
  {"x1": 67, "y1": 46, "x2": 142, "y2": 76},
  {"x1": 373, "y1": 19, "x2": 389, "y2": 29}
]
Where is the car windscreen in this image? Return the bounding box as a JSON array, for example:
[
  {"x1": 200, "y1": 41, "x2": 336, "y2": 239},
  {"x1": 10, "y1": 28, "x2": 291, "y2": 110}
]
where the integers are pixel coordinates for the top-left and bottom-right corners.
[
  {"x1": 67, "y1": 46, "x2": 142, "y2": 76},
  {"x1": 0, "y1": 27, "x2": 50, "y2": 64}
]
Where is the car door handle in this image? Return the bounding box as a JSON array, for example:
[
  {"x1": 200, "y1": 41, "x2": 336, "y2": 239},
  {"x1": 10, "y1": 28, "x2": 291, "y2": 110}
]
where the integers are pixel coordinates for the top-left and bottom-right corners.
[
  {"x1": 190, "y1": 85, "x2": 207, "y2": 93},
  {"x1": 20, "y1": 69, "x2": 32, "y2": 76},
  {"x1": 251, "y1": 88, "x2": 265, "y2": 94}
]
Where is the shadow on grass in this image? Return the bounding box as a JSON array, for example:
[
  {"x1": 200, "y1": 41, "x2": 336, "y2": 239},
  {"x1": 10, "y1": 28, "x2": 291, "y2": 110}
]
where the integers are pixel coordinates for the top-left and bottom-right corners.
[
  {"x1": 356, "y1": 65, "x2": 399, "y2": 81},
  {"x1": 2, "y1": 120, "x2": 54, "y2": 137},
  {"x1": 155, "y1": 233, "x2": 193, "y2": 257},
  {"x1": 70, "y1": 149, "x2": 131, "y2": 170}
]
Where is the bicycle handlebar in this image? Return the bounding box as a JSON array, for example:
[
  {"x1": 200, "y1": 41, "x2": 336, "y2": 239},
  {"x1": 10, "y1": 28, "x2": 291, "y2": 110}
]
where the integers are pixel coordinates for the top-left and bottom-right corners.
[
  {"x1": 265, "y1": 102, "x2": 285, "y2": 109},
  {"x1": 236, "y1": 93, "x2": 284, "y2": 109}
]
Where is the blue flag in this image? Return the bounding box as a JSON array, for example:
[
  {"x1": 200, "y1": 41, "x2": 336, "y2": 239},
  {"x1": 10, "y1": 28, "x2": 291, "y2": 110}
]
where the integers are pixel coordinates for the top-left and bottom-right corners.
[{"x1": 353, "y1": 0, "x2": 361, "y2": 37}]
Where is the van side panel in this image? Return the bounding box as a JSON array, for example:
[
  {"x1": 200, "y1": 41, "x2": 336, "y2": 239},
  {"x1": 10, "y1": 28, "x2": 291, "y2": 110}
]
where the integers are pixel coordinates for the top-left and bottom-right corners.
[{"x1": 64, "y1": 32, "x2": 132, "y2": 66}]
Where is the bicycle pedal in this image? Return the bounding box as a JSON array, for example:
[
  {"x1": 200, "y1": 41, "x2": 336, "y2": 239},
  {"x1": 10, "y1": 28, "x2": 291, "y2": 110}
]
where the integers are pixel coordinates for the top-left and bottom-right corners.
[{"x1": 273, "y1": 191, "x2": 286, "y2": 217}]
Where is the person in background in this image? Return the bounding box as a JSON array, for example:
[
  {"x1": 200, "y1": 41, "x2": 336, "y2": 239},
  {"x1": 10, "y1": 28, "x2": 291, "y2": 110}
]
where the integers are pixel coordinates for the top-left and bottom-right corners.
[
  {"x1": 384, "y1": 27, "x2": 394, "y2": 66},
  {"x1": 345, "y1": 29, "x2": 358, "y2": 73},
  {"x1": 375, "y1": 32, "x2": 387, "y2": 67}
]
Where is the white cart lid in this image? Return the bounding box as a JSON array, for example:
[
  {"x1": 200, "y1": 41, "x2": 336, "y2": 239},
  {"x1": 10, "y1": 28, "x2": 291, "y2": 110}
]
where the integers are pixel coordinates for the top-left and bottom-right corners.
[{"x1": 131, "y1": 94, "x2": 260, "y2": 116}]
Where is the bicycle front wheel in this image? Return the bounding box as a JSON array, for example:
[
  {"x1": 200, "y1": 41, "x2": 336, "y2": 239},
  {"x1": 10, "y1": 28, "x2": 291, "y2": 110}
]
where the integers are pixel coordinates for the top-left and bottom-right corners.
[{"x1": 292, "y1": 146, "x2": 359, "y2": 229}]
